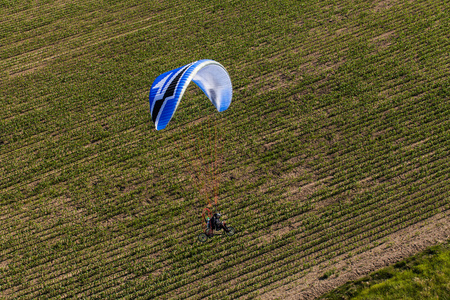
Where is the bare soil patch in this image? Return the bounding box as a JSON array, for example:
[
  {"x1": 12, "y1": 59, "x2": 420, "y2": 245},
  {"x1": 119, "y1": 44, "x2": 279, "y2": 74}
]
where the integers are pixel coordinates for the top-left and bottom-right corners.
[{"x1": 372, "y1": 0, "x2": 396, "y2": 12}]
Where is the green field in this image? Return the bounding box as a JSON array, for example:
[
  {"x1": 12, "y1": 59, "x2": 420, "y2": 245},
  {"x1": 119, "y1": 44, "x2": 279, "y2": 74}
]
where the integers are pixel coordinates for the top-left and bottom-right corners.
[{"x1": 1, "y1": 0, "x2": 449, "y2": 299}]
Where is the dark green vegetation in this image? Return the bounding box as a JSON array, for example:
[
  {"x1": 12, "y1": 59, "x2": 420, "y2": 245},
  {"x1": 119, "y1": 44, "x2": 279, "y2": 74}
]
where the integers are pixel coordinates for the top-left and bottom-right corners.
[
  {"x1": 1, "y1": 0, "x2": 449, "y2": 298},
  {"x1": 321, "y1": 240, "x2": 450, "y2": 300}
]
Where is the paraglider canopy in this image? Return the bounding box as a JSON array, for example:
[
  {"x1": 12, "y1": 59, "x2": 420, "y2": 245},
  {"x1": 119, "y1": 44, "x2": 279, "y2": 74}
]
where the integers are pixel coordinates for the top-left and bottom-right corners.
[{"x1": 149, "y1": 59, "x2": 232, "y2": 130}]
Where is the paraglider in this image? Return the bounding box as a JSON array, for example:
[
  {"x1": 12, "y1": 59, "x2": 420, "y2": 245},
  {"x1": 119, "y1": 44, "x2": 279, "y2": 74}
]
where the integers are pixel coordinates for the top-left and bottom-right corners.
[
  {"x1": 149, "y1": 59, "x2": 232, "y2": 130},
  {"x1": 149, "y1": 59, "x2": 235, "y2": 242},
  {"x1": 198, "y1": 207, "x2": 234, "y2": 242}
]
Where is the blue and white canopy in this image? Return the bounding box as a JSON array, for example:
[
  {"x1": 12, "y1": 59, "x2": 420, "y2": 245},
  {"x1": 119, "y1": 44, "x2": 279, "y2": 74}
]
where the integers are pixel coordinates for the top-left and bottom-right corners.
[{"x1": 149, "y1": 59, "x2": 233, "y2": 130}]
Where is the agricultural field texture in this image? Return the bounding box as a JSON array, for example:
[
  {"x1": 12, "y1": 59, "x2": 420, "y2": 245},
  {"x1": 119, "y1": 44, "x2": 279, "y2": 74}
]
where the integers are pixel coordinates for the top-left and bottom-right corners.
[
  {"x1": 1, "y1": 0, "x2": 449, "y2": 299},
  {"x1": 321, "y1": 240, "x2": 450, "y2": 300}
]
